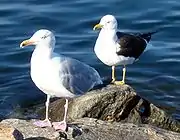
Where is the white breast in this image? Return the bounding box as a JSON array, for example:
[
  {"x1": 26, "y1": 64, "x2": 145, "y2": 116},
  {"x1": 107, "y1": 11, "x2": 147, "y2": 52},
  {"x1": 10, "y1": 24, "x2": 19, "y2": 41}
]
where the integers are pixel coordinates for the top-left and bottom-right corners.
[
  {"x1": 30, "y1": 49, "x2": 75, "y2": 98},
  {"x1": 94, "y1": 30, "x2": 135, "y2": 66}
]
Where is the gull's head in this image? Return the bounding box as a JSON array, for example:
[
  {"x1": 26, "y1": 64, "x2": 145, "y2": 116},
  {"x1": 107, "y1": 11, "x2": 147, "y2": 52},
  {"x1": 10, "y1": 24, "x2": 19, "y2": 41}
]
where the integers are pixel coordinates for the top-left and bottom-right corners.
[
  {"x1": 20, "y1": 29, "x2": 55, "y2": 48},
  {"x1": 93, "y1": 15, "x2": 117, "y2": 31}
]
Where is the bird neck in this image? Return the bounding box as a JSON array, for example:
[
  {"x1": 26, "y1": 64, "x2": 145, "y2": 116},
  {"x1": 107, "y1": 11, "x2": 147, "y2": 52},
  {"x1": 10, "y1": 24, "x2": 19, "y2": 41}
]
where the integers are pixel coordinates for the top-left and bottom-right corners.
[
  {"x1": 99, "y1": 29, "x2": 117, "y2": 41},
  {"x1": 34, "y1": 44, "x2": 54, "y2": 58}
]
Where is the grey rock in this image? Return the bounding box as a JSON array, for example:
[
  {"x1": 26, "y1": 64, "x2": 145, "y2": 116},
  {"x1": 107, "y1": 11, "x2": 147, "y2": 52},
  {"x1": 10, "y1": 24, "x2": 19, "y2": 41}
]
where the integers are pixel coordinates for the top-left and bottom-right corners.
[
  {"x1": 0, "y1": 123, "x2": 23, "y2": 140},
  {"x1": 1, "y1": 119, "x2": 60, "y2": 140},
  {"x1": 37, "y1": 84, "x2": 180, "y2": 133},
  {"x1": 2, "y1": 84, "x2": 180, "y2": 139},
  {"x1": 1, "y1": 118, "x2": 180, "y2": 140},
  {"x1": 134, "y1": 99, "x2": 180, "y2": 132},
  {"x1": 64, "y1": 118, "x2": 180, "y2": 140},
  {"x1": 38, "y1": 85, "x2": 140, "y2": 122}
]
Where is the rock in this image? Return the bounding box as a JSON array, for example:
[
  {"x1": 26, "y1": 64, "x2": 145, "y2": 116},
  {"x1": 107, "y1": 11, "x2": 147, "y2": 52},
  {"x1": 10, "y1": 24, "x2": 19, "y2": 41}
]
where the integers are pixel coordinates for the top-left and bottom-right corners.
[
  {"x1": 133, "y1": 99, "x2": 180, "y2": 132},
  {"x1": 0, "y1": 119, "x2": 60, "y2": 140},
  {"x1": 1, "y1": 118, "x2": 180, "y2": 140},
  {"x1": 38, "y1": 84, "x2": 140, "y2": 122},
  {"x1": 0, "y1": 123, "x2": 23, "y2": 140},
  {"x1": 3, "y1": 84, "x2": 179, "y2": 139},
  {"x1": 36, "y1": 84, "x2": 180, "y2": 133},
  {"x1": 64, "y1": 118, "x2": 180, "y2": 140}
]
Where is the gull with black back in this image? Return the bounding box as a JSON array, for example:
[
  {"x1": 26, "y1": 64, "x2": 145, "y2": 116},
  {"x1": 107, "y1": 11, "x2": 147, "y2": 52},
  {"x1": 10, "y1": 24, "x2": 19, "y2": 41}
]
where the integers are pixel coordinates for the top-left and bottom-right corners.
[{"x1": 93, "y1": 15, "x2": 157, "y2": 85}]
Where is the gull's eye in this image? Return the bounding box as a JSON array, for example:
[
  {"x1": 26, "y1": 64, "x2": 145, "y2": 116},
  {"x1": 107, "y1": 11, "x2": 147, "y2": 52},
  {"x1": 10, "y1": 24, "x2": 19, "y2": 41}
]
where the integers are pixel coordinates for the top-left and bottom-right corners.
[
  {"x1": 41, "y1": 34, "x2": 48, "y2": 39},
  {"x1": 41, "y1": 36, "x2": 46, "y2": 39},
  {"x1": 107, "y1": 21, "x2": 110, "y2": 23}
]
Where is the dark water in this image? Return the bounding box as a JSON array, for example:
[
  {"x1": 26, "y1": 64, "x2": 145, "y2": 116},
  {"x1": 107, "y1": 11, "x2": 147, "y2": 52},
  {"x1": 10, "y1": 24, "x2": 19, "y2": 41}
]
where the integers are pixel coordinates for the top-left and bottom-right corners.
[{"x1": 0, "y1": 0, "x2": 180, "y2": 119}]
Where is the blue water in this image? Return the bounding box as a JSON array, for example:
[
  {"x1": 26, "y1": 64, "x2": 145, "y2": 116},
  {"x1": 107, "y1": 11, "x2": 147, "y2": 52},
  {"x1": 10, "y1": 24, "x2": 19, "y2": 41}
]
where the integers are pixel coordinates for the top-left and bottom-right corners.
[{"x1": 0, "y1": 0, "x2": 180, "y2": 119}]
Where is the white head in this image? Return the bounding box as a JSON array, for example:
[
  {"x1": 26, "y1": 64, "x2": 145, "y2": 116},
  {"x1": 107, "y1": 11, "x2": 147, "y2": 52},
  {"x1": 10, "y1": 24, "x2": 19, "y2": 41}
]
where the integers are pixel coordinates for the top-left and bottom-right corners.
[
  {"x1": 20, "y1": 29, "x2": 55, "y2": 49},
  {"x1": 93, "y1": 15, "x2": 118, "y2": 30}
]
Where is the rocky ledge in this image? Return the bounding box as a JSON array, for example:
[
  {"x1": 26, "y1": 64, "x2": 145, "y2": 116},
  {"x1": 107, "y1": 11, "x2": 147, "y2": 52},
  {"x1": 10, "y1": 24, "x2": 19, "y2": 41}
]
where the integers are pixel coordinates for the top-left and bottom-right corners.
[
  {"x1": 0, "y1": 84, "x2": 180, "y2": 140},
  {"x1": 1, "y1": 118, "x2": 180, "y2": 140}
]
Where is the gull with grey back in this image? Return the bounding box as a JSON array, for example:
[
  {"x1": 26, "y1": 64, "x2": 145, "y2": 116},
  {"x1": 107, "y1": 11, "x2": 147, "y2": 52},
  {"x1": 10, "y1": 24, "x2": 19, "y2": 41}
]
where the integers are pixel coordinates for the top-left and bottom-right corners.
[{"x1": 20, "y1": 29, "x2": 102, "y2": 131}]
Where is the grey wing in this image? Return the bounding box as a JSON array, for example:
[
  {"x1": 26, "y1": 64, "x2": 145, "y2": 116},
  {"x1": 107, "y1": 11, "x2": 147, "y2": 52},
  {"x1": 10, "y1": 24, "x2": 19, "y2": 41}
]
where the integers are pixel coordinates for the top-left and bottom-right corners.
[{"x1": 59, "y1": 57, "x2": 102, "y2": 95}]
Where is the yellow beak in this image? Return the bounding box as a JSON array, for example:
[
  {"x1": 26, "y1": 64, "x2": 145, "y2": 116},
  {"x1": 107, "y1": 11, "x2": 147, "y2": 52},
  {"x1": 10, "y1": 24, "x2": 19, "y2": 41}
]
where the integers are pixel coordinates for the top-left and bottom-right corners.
[
  {"x1": 93, "y1": 24, "x2": 103, "y2": 30},
  {"x1": 20, "y1": 39, "x2": 34, "y2": 48}
]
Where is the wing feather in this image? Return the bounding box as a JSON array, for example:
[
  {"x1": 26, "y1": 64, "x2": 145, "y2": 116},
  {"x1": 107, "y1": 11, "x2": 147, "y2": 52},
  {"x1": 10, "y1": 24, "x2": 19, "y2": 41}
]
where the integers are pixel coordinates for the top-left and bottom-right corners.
[
  {"x1": 58, "y1": 56, "x2": 102, "y2": 95},
  {"x1": 116, "y1": 31, "x2": 147, "y2": 59}
]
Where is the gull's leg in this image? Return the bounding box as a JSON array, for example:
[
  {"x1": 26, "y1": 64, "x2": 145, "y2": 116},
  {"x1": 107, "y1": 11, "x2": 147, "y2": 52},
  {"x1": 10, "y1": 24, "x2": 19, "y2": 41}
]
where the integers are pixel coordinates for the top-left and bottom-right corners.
[
  {"x1": 111, "y1": 66, "x2": 116, "y2": 83},
  {"x1": 122, "y1": 65, "x2": 126, "y2": 84},
  {"x1": 114, "y1": 65, "x2": 126, "y2": 85},
  {"x1": 52, "y1": 99, "x2": 68, "y2": 131},
  {"x1": 33, "y1": 94, "x2": 52, "y2": 127}
]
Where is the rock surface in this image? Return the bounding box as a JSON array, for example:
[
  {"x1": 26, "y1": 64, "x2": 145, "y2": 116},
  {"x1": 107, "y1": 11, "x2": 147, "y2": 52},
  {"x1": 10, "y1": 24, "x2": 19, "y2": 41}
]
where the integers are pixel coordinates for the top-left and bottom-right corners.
[
  {"x1": 64, "y1": 118, "x2": 180, "y2": 140},
  {"x1": 1, "y1": 84, "x2": 180, "y2": 139},
  {"x1": 1, "y1": 118, "x2": 180, "y2": 140},
  {"x1": 0, "y1": 123, "x2": 23, "y2": 140},
  {"x1": 37, "y1": 84, "x2": 180, "y2": 133},
  {"x1": 1, "y1": 119, "x2": 60, "y2": 140}
]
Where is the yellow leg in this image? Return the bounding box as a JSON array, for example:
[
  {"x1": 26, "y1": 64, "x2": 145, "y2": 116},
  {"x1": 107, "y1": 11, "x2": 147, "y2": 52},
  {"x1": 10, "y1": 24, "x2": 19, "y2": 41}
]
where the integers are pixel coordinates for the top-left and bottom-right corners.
[
  {"x1": 122, "y1": 65, "x2": 126, "y2": 84},
  {"x1": 113, "y1": 65, "x2": 126, "y2": 85},
  {"x1": 111, "y1": 66, "x2": 116, "y2": 82}
]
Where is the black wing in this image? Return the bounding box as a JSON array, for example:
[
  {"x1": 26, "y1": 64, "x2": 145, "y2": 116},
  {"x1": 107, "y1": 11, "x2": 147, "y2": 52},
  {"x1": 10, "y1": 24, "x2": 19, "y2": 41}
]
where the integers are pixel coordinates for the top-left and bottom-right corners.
[
  {"x1": 135, "y1": 31, "x2": 157, "y2": 42},
  {"x1": 116, "y1": 32, "x2": 147, "y2": 59}
]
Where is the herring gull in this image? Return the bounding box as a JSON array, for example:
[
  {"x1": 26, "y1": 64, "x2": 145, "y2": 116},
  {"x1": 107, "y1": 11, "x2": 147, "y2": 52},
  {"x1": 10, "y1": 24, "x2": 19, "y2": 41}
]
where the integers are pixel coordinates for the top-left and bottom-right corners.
[{"x1": 20, "y1": 29, "x2": 102, "y2": 131}]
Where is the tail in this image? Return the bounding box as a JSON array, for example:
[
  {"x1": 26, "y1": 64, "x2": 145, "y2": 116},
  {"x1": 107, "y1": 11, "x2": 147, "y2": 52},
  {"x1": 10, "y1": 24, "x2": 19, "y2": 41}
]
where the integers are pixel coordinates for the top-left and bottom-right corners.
[{"x1": 137, "y1": 30, "x2": 158, "y2": 42}]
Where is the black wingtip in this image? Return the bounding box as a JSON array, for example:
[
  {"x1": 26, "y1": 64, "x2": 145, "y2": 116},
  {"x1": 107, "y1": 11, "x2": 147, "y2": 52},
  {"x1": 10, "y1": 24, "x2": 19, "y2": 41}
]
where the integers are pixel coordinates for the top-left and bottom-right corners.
[{"x1": 138, "y1": 30, "x2": 158, "y2": 42}]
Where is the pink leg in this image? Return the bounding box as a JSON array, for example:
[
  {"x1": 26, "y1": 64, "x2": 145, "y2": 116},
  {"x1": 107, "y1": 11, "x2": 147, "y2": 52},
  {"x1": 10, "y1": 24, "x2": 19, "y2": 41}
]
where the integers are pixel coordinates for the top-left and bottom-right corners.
[
  {"x1": 52, "y1": 99, "x2": 68, "y2": 131},
  {"x1": 33, "y1": 95, "x2": 52, "y2": 127}
]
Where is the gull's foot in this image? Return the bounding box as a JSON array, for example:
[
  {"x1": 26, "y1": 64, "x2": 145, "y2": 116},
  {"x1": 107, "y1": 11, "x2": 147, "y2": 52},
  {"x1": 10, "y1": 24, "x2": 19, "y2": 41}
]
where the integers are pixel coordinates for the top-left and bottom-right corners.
[
  {"x1": 33, "y1": 119, "x2": 52, "y2": 128},
  {"x1": 52, "y1": 121, "x2": 67, "y2": 131},
  {"x1": 111, "y1": 79, "x2": 116, "y2": 84},
  {"x1": 113, "y1": 80, "x2": 125, "y2": 85}
]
